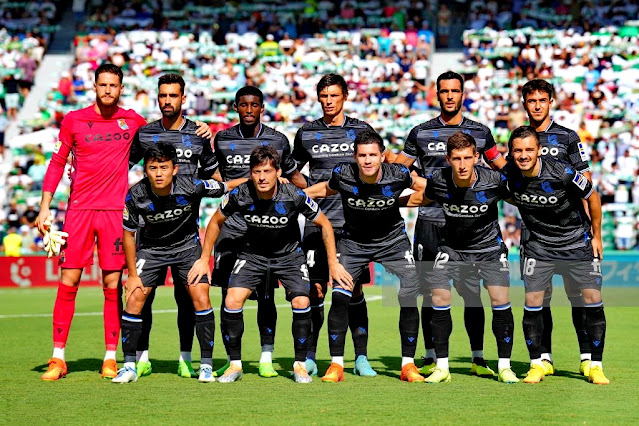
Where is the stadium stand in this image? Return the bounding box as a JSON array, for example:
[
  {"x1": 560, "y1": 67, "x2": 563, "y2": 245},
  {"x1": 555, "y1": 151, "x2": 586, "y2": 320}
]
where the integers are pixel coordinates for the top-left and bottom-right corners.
[{"x1": 1, "y1": 0, "x2": 638, "y2": 255}]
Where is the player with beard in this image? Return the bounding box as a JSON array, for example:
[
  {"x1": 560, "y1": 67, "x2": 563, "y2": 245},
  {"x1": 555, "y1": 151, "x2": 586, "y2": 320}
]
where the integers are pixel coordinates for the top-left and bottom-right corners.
[
  {"x1": 393, "y1": 71, "x2": 506, "y2": 377},
  {"x1": 521, "y1": 79, "x2": 593, "y2": 377},
  {"x1": 504, "y1": 126, "x2": 608, "y2": 385},
  {"x1": 126, "y1": 74, "x2": 220, "y2": 379}
]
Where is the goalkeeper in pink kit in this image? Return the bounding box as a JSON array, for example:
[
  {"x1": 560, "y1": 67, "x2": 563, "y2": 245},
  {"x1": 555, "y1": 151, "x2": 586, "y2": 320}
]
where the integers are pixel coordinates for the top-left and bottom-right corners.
[{"x1": 38, "y1": 64, "x2": 150, "y2": 380}]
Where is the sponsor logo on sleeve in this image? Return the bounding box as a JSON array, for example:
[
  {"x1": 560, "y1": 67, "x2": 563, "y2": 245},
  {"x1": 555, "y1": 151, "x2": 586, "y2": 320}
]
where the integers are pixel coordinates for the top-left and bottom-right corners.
[
  {"x1": 54, "y1": 140, "x2": 62, "y2": 154},
  {"x1": 572, "y1": 173, "x2": 588, "y2": 191},
  {"x1": 123, "y1": 206, "x2": 130, "y2": 221},
  {"x1": 578, "y1": 142, "x2": 589, "y2": 161},
  {"x1": 203, "y1": 180, "x2": 221, "y2": 191},
  {"x1": 305, "y1": 196, "x2": 318, "y2": 212},
  {"x1": 221, "y1": 193, "x2": 230, "y2": 209}
]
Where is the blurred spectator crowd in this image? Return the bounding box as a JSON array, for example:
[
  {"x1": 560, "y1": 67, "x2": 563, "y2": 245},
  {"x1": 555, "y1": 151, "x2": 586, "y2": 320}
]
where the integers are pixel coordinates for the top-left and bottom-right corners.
[{"x1": 2, "y1": 0, "x2": 639, "y2": 254}]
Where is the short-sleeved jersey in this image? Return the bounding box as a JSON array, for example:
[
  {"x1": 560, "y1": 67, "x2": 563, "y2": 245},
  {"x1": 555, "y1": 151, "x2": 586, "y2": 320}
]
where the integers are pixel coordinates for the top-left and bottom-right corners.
[
  {"x1": 503, "y1": 158, "x2": 594, "y2": 249},
  {"x1": 219, "y1": 182, "x2": 320, "y2": 257},
  {"x1": 401, "y1": 116, "x2": 501, "y2": 223},
  {"x1": 424, "y1": 166, "x2": 509, "y2": 251},
  {"x1": 214, "y1": 124, "x2": 297, "y2": 180},
  {"x1": 328, "y1": 162, "x2": 413, "y2": 245},
  {"x1": 293, "y1": 116, "x2": 374, "y2": 227},
  {"x1": 538, "y1": 121, "x2": 590, "y2": 172},
  {"x1": 123, "y1": 175, "x2": 226, "y2": 254},
  {"x1": 129, "y1": 118, "x2": 218, "y2": 179},
  {"x1": 42, "y1": 105, "x2": 147, "y2": 210}
]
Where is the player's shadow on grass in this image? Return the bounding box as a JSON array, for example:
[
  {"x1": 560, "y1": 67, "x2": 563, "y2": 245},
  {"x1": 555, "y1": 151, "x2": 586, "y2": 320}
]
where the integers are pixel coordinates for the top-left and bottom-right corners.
[
  {"x1": 32, "y1": 358, "x2": 104, "y2": 374},
  {"x1": 450, "y1": 356, "x2": 531, "y2": 377},
  {"x1": 371, "y1": 356, "x2": 402, "y2": 379}
]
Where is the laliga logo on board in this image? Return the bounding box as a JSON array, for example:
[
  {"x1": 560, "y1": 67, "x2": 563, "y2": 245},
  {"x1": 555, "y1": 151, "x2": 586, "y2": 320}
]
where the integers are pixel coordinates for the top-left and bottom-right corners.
[{"x1": 10, "y1": 258, "x2": 31, "y2": 287}]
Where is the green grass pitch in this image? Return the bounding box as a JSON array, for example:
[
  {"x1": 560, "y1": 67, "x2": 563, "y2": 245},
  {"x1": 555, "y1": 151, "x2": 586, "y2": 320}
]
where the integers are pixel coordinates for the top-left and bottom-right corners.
[{"x1": 1, "y1": 285, "x2": 638, "y2": 424}]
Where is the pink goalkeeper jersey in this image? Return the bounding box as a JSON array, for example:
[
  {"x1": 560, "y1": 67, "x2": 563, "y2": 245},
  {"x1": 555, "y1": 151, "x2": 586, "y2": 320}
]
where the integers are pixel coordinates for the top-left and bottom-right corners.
[{"x1": 42, "y1": 105, "x2": 147, "y2": 210}]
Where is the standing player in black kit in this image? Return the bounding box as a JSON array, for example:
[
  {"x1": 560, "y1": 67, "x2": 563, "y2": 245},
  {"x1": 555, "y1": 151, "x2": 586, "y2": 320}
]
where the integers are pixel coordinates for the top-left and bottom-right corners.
[
  {"x1": 188, "y1": 146, "x2": 352, "y2": 383},
  {"x1": 305, "y1": 129, "x2": 426, "y2": 383},
  {"x1": 127, "y1": 73, "x2": 220, "y2": 379},
  {"x1": 504, "y1": 126, "x2": 608, "y2": 385},
  {"x1": 393, "y1": 71, "x2": 506, "y2": 376},
  {"x1": 403, "y1": 133, "x2": 517, "y2": 384},
  {"x1": 293, "y1": 74, "x2": 377, "y2": 377},
  {"x1": 521, "y1": 79, "x2": 593, "y2": 377},
  {"x1": 114, "y1": 143, "x2": 243, "y2": 384},
  {"x1": 212, "y1": 86, "x2": 306, "y2": 378}
]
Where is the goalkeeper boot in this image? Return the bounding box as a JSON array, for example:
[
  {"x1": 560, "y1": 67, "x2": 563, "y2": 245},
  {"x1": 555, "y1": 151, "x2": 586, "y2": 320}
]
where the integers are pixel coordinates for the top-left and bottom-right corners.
[
  {"x1": 470, "y1": 357, "x2": 495, "y2": 377},
  {"x1": 321, "y1": 363, "x2": 345, "y2": 383},
  {"x1": 177, "y1": 360, "x2": 197, "y2": 378},
  {"x1": 112, "y1": 366, "x2": 137, "y2": 383},
  {"x1": 418, "y1": 356, "x2": 437, "y2": 376},
  {"x1": 217, "y1": 364, "x2": 243, "y2": 383},
  {"x1": 498, "y1": 368, "x2": 520, "y2": 384},
  {"x1": 101, "y1": 359, "x2": 118, "y2": 379},
  {"x1": 588, "y1": 365, "x2": 610, "y2": 385},
  {"x1": 424, "y1": 367, "x2": 451, "y2": 383},
  {"x1": 579, "y1": 359, "x2": 591, "y2": 377},
  {"x1": 42, "y1": 358, "x2": 67, "y2": 381},
  {"x1": 293, "y1": 361, "x2": 313, "y2": 384},
  {"x1": 353, "y1": 355, "x2": 377, "y2": 377},
  {"x1": 523, "y1": 364, "x2": 545, "y2": 384}
]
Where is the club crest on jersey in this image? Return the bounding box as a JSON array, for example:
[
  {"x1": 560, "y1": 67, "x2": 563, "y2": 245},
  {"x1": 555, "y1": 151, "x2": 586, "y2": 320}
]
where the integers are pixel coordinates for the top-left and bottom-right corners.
[
  {"x1": 176, "y1": 195, "x2": 189, "y2": 205},
  {"x1": 53, "y1": 139, "x2": 62, "y2": 154},
  {"x1": 475, "y1": 191, "x2": 488, "y2": 202},
  {"x1": 382, "y1": 185, "x2": 393, "y2": 197},
  {"x1": 547, "y1": 134, "x2": 558, "y2": 146},
  {"x1": 316, "y1": 132, "x2": 322, "y2": 141},
  {"x1": 153, "y1": 134, "x2": 159, "y2": 143},
  {"x1": 182, "y1": 134, "x2": 192, "y2": 147},
  {"x1": 433, "y1": 130, "x2": 439, "y2": 139},
  {"x1": 572, "y1": 173, "x2": 588, "y2": 191},
  {"x1": 275, "y1": 202, "x2": 287, "y2": 214},
  {"x1": 541, "y1": 181, "x2": 553, "y2": 193},
  {"x1": 346, "y1": 129, "x2": 356, "y2": 141},
  {"x1": 118, "y1": 119, "x2": 129, "y2": 130}
]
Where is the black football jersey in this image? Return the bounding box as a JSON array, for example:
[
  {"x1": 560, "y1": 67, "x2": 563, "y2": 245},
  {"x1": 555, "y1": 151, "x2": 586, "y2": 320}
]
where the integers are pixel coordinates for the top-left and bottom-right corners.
[
  {"x1": 123, "y1": 175, "x2": 226, "y2": 253},
  {"x1": 424, "y1": 166, "x2": 509, "y2": 251},
  {"x1": 293, "y1": 116, "x2": 374, "y2": 228},
  {"x1": 219, "y1": 182, "x2": 320, "y2": 257},
  {"x1": 503, "y1": 158, "x2": 594, "y2": 249},
  {"x1": 538, "y1": 121, "x2": 590, "y2": 172},
  {"x1": 402, "y1": 116, "x2": 500, "y2": 223},
  {"x1": 328, "y1": 162, "x2": 413, "y2": 245},
  {"x1": 129, "y1": 118, "x2": 218, "y2": 179}
]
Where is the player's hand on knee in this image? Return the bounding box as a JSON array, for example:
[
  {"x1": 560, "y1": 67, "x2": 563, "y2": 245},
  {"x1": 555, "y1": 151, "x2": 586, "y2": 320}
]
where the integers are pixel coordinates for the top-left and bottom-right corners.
[
  {"x1": 328, "y1": 262, "x2": 354, "y2": 291},
  {"x1": 125, "y1": 276, "x2": 146, "y2": 302},
  {"x1": 187, "y1": 258, "x2": 211, "y2": 286}
]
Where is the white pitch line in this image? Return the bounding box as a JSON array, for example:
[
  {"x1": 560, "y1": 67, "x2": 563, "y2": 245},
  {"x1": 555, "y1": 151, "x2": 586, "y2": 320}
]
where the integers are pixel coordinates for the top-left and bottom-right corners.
[{"x1": 0, "y1": 295, "x2": 383, "y2": 319}]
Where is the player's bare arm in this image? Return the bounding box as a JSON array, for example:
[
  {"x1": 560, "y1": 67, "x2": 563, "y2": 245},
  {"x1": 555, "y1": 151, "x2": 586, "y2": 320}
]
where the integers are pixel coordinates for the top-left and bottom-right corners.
[
  {"x1": 224, "y1": 178, "x2": 249, "y2": 191},
  {"x1": 393, "y1": 152, "x2": 416, "y2": 167},
  {"x1": 35, "y1": 192, "x2": 54, "y2": 235},
  {"x1": 187, "y1": 209, "x2": 227, "y2": 285},
  {"x1": 289, "y1": 169, "x2": 308, "y2": 188},
  {"x1": 312, "y1": 212, "x2": 353, "y2": 290},
  {"x1": 123, "y1": 230, "x2": 146, "y2": 302},
  {"x1": 303, "y1": 181, "x2": 338, "y2": 199},
  {"x1": 586, "y1": 189, "x2": 603, "y2": 259},
  {"x1": 399, "y1": 175, "x2": 428, "y2": 207}
]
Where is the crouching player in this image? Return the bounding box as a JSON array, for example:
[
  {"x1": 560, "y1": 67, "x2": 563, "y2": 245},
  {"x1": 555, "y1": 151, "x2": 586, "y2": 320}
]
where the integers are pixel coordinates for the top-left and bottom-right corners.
[
  {"x1": 113, "y1": 143, "x2": 241, "y2": 383},
  {"x1": 188, "y1": 146, "x2": 352, "y2": 383},
  {"x1": 305, "y1": 129, "x2": 426, "y2": 383},
  {"x1": 403, "y1": 132, "x2": 517, "y2": 383}
]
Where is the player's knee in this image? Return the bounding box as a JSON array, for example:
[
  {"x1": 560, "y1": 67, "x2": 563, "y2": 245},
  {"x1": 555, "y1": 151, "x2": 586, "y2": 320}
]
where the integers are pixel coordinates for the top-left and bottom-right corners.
[
  {"x1": 224, "y1": 295, "x2": 245, "y2": 311},
  {"x1": 310, "y1": 282, "x2": 326, "y2": 299},
  {"x1": 291, "y1": 296, "x2": 310, "y2": 310},
  {"x1": 126, "y1": 293, "x2": 146, "y2": 315},
  {"x1": 525, "y1": 291, "x2": 545, "y2": 308},
  {"x1": 191, "y1": 290, "x2": 211, "y2": 311},
  {"x1": 581, "y1": 289, "x2": 602, "y2": 305},
  {"x1": 431, "y1": 289, "x2": 451, "y2": 307},
  {"x1": 102, "y1": 270, "x2": 121, "y2": 289}
]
